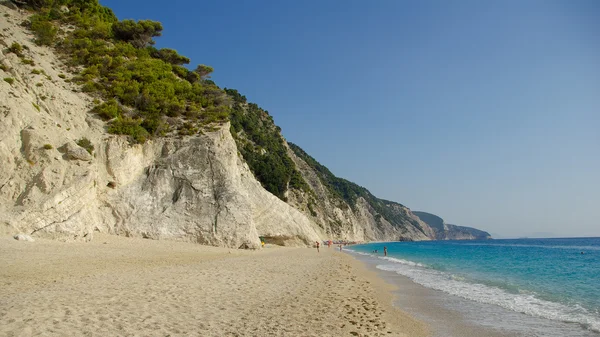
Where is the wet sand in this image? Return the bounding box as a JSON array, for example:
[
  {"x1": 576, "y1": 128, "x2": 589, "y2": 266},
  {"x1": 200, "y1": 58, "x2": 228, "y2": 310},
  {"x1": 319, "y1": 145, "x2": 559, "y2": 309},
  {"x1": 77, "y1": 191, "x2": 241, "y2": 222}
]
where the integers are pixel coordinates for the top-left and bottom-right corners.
[
  {"x1": 351, "y1": 252, "x2": 599, "y2": 337},
  {"x1": 0, "y1": 235, "x2": 428, "y2": 337}
]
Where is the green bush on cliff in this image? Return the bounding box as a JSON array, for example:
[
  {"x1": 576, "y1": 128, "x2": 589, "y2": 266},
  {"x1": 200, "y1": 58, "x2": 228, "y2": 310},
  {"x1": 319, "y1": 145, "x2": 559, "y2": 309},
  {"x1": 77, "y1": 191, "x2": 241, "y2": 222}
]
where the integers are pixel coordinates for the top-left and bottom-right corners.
[
  {"x1": 112, "y1": 19, "x2": 162, "y2": 48},
  {"x1": 150, "y1": 47, "x2": 190, "y2": 65},
  {"x1": 92, "y1": 99, "x2": 120, "y2": 120},
  {"x1": 29, "y1": 14, "x2": 58, "y2": 46},
  {"x1": 226, "y1": 89, "x2": 309, "y2": 200},
  {"x1": 22, "y1": 0, "x2": 229, "y2": 142},
  {"x1": 76, "y1": 137, "x2": 94, "y2": 154},
  {"x1": 7, "y1": 42, "x2": 24, "y2": 57},
  {"x1": 107, "y1": 116, "x2": 149, "y2": 143}
]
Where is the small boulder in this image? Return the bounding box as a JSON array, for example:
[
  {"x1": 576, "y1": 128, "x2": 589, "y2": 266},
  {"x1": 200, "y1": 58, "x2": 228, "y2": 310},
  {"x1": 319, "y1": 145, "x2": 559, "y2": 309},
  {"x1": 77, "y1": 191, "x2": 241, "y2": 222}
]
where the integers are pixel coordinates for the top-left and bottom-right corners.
[
  {"x1": 13, "y1": 234, "x2": 34, "y2": 242},
  {"x1": 62, "y1": 142, "x2": 92, "y2": 161}
]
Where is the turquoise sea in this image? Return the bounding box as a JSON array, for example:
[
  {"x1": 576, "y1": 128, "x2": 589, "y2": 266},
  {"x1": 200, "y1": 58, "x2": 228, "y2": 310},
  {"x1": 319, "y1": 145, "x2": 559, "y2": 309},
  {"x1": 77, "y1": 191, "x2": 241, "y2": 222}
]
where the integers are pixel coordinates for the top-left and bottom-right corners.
[{"x1": 348, "y1": 238, "x2": 600, "y2": 336}]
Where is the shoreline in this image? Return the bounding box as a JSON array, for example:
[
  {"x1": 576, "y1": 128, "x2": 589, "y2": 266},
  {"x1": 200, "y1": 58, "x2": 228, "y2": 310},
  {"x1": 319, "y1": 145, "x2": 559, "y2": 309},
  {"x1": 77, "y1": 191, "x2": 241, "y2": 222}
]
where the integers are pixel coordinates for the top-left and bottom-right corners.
[
  {"x1": 346, "y1": 248, "x2": 600, "y2": 337},
  {"x1": 349, "y1": 252, "x2": 516, "y2": 337},
  {"x1": 1, "y1": 235, "x2": 428, "y2": 337},
  {"x1": 342, "y1": 248, "x2": 430, "y2": 337}
]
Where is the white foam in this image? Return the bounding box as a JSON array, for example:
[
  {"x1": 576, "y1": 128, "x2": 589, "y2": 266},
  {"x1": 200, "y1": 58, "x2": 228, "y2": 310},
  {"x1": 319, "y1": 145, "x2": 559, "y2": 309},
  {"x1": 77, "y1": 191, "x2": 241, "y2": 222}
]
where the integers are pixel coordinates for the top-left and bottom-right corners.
[
  {"x1": 379, "y1": 256, "x2": 426, "y2": 267},
  {"x1": 376, "y1": 261, "x2": 600, "y2": 333},
  {"x1": 345, "y1": 249, "x2": 372, "y2": 257}
]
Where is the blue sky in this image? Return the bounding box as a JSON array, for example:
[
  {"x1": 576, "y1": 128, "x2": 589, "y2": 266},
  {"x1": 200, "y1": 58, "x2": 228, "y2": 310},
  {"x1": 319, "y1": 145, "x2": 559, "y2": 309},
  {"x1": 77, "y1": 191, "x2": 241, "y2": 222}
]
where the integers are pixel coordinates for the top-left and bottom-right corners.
[{"x1": 99, "y1": 0, "x2": 599, "y2": 237}]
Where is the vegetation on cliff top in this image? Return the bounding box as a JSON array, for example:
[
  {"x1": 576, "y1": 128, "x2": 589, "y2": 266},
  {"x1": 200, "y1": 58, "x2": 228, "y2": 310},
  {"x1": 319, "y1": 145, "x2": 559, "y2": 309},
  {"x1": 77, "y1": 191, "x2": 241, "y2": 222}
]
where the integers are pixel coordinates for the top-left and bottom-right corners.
[
  {"x1": 17, "y1": 0, "x2": 307, "y2": 200},
  {"x1": 21, "y1": 0, "x2": 228, "y2": 143},
  {"x1": 226, "y1": 88, "x2": 309, "y2": 200}
]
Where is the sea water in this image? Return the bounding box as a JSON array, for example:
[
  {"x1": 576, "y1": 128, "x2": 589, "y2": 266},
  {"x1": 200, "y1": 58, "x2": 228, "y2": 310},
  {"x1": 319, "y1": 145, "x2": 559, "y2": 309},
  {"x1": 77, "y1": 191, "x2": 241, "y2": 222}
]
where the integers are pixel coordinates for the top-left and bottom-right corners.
[{"x1": 348, "y1": 238, "x2": 600, "y2": 336}]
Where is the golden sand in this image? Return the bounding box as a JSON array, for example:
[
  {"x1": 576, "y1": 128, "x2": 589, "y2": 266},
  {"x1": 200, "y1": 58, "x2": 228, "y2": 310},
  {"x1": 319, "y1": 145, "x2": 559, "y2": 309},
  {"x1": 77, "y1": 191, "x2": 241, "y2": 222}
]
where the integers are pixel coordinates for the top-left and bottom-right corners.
[{"x1": 0, "y1": 234, "x2": 428, "y2": 336}]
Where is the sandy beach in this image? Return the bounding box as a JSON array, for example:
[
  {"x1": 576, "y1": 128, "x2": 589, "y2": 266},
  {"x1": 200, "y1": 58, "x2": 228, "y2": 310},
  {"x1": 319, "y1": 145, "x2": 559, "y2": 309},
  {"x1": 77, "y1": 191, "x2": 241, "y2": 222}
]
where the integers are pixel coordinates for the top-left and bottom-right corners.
[{"x1": 0, "y1": 235, "x2": 428, "y2": 337}]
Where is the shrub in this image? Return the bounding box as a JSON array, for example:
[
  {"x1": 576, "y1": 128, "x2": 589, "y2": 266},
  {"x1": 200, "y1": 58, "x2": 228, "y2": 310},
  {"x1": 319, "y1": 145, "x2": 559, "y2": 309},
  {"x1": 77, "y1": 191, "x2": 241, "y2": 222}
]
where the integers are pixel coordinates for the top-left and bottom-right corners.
[
  {"x1": 3, "y1": 77, "x2": 15, "y2": 85},
  {"x1": 81, "y1": 80, "x2": 98, "y2": 92},
  {"x1": 228, "y1": 100, "x2": 309, "y2": 199},
  {"x1": 194, "y1": 64, "x2": 213, "y2": 79},
  {"x1": 171, "y1": 65, "x2": 188, "y2": 79},
  {"x1": 76, "y1": 137, "x2": 94, "y2": 154},
  {"x1": 112, "y1": 19, "x2": 163, "y2": 48},
  {"x1": 43, "y1": 144, "x2": 53, "y2": 150},
  {"x1": 0, "y1": 64, "x2": 8, "y2": 72},
  {"x1": 31, "y1": 69, "x2": 43, "y2": 75},
  {"x1": 178, "y1": 122, "x2": 198, "y2": 136},
  {"x1": 21, "y1": 59, "x2": 35, "y2": 66},
  {"x1": 140, "y1": 116, "x2": 167, "y2": 136},
  {"x1": 92, "y1": 99, "x2": 120, "y2": 120},
  {"x1": 150, "y1": 48, "x2": 190, "y2": 65},
  {"x1": 108, "y1": 117, "x2": 149, "y2": 143},
  {"x1": 58, "y1": 73, "x2": 66, "y2": 79},
  {"x1": 30, "y1": 15, "x2": 57, "y2": 46},
  {"x1": 7, "y1": 42, "x2": 24, "y2": 57},
  {"x1": 32, "y1": 103, "x2": 40, "y2": 111},
  {"x1": 185, "y1": 70, "x2": 200, "y2": 83}
]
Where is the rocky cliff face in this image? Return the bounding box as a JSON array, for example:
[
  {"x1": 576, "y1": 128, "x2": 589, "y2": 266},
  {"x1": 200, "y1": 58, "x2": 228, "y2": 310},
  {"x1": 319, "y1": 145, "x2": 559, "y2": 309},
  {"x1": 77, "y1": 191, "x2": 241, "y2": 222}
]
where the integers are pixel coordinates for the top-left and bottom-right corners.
[
  {"x1": 0, "y1": 6, "x2": 324, "y2": 248},
  {"x1": 284, "y1": 144, "x2": 433, "y2": 242},
  {"x1": 412, "y1": 211, "x2": 492, "y2": 240},
  {"x1": 0, "y1": 5, "x2": 485, "y2": 247}
]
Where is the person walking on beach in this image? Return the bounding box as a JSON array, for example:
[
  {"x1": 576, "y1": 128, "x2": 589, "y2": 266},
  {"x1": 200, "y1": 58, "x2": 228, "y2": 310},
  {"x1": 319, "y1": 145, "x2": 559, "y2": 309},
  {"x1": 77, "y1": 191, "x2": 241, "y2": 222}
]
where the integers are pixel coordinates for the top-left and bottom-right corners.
[
  {"x1": 383, "y1": 246, "x2": 387, "y2": 257},
  {"x1": 316, "y1": 241, "x2": 320, "y2": 253}
]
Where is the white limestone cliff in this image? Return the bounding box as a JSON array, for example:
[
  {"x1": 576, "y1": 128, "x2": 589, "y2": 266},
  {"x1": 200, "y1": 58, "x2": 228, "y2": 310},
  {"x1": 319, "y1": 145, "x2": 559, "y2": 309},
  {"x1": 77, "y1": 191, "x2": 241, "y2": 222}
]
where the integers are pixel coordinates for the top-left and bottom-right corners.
[
  {"x1": 0, "y1": 5, "x2": 438, "y2": 247},
  {"x1": 0, "y1": 5, "x2": 322, "y2": 248}
]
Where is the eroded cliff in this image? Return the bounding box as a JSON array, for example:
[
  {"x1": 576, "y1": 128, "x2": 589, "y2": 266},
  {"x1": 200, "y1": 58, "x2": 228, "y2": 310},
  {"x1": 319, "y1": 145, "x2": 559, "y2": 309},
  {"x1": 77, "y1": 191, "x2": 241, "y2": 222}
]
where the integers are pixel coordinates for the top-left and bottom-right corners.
[
  {"x1": 0, "y1": 5, "x2": 323, "y2": 247},
  {"x1": 1, "y1": 3, "x2": 489, "y2": 247}
]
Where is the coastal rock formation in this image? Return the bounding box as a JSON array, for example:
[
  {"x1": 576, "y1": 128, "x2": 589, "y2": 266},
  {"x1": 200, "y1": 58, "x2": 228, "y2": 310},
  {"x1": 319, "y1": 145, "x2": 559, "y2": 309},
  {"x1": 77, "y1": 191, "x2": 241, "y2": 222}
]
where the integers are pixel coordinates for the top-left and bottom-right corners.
[
  {"x1": 412, "y1": 211, "x2": 491, "y2": 240},
  {"x1": 0, "y1": 4, "x2": 487, "y2": 247},
  {"x1": 62, "y1": 142, "x2": 93, "y2": 161},
  {"x1": 0, "y1": 7, "x2": 321, "y2": 248},
  {"x1": 285, "y1": 144, "x2": 433, "y2": 242}
]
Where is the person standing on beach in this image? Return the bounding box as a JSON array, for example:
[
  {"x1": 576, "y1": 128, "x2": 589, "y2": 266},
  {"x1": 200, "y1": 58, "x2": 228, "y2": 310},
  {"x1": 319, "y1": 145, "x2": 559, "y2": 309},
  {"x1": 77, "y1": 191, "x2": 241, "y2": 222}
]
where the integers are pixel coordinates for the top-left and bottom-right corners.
[
  {"x1": 316, "y1": 241, "x2": 320, "y2": 253},
  {"x1": 383, "y1": 246, "x2": 387, "y2": 256}
]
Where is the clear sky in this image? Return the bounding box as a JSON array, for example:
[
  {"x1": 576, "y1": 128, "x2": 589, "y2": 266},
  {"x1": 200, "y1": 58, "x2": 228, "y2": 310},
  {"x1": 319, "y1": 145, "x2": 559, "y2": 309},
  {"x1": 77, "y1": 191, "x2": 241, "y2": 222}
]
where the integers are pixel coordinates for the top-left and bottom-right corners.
[{"x1": 98, "y1": 0, "x2": 599, "y2": 238}]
